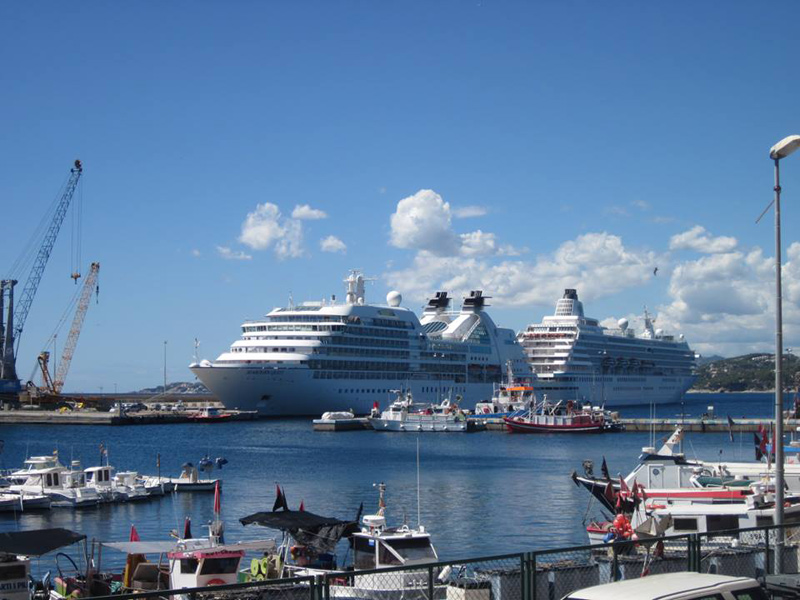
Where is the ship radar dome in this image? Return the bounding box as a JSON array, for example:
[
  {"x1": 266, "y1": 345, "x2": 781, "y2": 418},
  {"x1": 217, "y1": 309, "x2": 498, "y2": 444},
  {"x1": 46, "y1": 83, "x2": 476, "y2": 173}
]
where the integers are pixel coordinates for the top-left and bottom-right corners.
[
  {"x1": 617, "y1": 318, "x2": 628, "y2": 331},
  {"x1": 386, "y1": 291, "x2": 402, "y2": 307}
]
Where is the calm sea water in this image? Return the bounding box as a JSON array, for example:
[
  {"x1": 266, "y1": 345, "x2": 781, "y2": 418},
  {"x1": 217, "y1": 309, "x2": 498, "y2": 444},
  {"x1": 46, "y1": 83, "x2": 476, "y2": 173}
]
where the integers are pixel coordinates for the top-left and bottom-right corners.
[{"x1": 0, "y1": 392, "x2": 782, "y2": 572}]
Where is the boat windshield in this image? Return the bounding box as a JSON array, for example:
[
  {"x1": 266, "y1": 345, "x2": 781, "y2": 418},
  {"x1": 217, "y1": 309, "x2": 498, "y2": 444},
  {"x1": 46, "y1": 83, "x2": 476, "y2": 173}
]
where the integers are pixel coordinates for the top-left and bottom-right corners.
[
  {"x1": 200, "y1": 557, "x2": 240, "y2": 574},
  {"x1": 380, "y1": 537, "x2": 436, "y2": 565}
]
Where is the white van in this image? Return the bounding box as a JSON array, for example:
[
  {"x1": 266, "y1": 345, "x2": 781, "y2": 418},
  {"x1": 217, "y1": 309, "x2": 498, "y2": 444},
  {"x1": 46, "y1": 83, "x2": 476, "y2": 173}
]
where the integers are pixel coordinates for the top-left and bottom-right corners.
[{"x1": 562, "y1": 572, "x2": 767, "y2": 600}]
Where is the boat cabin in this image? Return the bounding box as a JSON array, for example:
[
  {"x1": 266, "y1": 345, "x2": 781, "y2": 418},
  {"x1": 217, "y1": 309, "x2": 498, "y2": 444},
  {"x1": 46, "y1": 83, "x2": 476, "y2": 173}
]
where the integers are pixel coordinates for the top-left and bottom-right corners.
[
  {"x1": 85, "y1": 466, "x2": 113, "y2": 487},
  {"x1": 351, "y1": 513, "x2": 438, "y2": 569},
  {"x1": 168, "y1": 540, "x2": 245, "y2": 588}
]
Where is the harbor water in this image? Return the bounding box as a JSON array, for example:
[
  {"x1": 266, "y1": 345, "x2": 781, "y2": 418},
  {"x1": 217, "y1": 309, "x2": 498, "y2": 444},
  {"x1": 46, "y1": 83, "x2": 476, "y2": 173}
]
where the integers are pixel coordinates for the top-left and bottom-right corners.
[{"x1": 0, "y1": 392, "x2": 784, "y2": 569}]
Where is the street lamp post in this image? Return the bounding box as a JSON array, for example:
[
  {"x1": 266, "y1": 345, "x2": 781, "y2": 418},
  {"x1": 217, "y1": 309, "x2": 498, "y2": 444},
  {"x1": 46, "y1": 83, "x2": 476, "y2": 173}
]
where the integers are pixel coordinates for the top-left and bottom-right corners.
[
  {"x1": 768, "y1": 134, "x2": 800, "y2": 574},
  {"x1": 163, "y1": 340, "x2": 168, "y2": 393}
]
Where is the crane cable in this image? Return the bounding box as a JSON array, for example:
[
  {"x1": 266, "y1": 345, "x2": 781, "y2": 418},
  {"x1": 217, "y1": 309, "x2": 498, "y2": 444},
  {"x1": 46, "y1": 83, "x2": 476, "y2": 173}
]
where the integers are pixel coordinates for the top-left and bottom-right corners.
[
  {"x1": 6, "y1": 172, "x2": 72, "y2": 281},
  {"x1": 28, "y1": 282, "x2": 84, "y2": 384}
]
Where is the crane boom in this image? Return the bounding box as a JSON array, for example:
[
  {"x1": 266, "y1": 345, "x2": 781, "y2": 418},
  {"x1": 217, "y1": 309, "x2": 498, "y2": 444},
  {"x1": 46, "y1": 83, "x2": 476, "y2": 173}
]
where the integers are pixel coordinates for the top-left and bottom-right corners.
[
  {"x1": 14, "y1": 160, "x2": 83, "y2": 350},
  {"x1": 0, "y1": 160, "x2": 82, "y2": 389},
  {"x1": 53, "y1": 262, "x2": 99, "y2": 394}
]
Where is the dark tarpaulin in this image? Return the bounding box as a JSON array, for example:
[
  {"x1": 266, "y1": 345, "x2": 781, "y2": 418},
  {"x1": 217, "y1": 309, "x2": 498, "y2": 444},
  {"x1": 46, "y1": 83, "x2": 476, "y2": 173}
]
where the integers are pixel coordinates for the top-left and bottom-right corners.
[
  {"x1": 240, "y1": 511, "x2": 357, "y2": 554},
  {"x1": 0, "y1": 528, "x2": 86, "y2": 556}
]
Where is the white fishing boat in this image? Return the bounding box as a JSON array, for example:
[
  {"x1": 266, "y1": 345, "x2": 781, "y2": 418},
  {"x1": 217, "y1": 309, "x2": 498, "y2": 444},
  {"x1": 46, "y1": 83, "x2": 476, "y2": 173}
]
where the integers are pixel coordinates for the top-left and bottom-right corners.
[
  {"x1": 587, "y1": 486, "x2": 800, "y2": 545},
  {"x1": 369, "y1": 390, "x2": 469, "y2": 432},
  {"x1": 99, "y1": 484, "x2": 276, "y2": 593},
  {"x1": 241, "y1": 483, "x2": 441, "y2": 600},
  {"x1": 573, "y1": 427, "x2": 800, "y2": 514},
  {"x1": 112, "y1": 471, "x2": 150, "y2": 501},
  {"x1": 474, "y1": 361, "x2": 534, "y2": 417}
]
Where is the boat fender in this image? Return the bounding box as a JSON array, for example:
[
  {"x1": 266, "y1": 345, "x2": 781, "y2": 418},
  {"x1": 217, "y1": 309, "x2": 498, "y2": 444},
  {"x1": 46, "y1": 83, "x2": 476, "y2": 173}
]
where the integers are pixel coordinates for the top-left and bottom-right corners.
[{"x1": 603, "y1": 531, "x2": 616, "y2": 543}]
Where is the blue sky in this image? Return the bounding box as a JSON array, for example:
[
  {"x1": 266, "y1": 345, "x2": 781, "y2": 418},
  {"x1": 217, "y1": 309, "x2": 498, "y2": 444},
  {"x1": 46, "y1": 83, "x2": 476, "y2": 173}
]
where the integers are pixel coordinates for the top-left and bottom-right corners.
[{"x1": 1, "y1": 2, "x2": 799, "y2": 391}]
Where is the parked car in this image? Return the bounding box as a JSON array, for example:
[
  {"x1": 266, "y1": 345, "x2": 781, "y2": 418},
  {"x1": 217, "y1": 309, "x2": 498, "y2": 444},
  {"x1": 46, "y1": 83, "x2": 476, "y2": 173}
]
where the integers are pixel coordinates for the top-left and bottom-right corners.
[{"x1": 561, "y1": 572, "x2": 767, "y2": 600}]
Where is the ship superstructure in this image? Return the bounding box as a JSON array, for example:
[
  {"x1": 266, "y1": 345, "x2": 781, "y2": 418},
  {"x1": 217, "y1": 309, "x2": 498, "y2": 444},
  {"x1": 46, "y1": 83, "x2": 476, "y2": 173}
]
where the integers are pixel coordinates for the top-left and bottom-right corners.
[
  {"x1": 190, "y1": 271, "x2": 531, "y2": 416},
  {"x1": 518, "y1": 289, "x2": 696, "y2": 406}
]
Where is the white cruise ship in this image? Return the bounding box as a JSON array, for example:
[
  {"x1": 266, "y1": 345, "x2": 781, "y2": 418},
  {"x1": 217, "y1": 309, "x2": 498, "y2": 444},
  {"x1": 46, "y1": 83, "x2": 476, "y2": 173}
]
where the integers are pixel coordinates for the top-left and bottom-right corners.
[
  {"x1": 190, "y1": 271, "x2": 532, "y2": 416},
  {"x1": 518, "y1": 289, "x2": 696, "y2": 407}
]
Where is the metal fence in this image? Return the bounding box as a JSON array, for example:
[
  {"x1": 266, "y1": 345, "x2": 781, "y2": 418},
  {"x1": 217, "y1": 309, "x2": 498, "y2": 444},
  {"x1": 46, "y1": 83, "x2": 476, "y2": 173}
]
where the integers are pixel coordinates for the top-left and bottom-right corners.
[{"x1": 82, "y1": 523, "x2": 800, "y2": 600}]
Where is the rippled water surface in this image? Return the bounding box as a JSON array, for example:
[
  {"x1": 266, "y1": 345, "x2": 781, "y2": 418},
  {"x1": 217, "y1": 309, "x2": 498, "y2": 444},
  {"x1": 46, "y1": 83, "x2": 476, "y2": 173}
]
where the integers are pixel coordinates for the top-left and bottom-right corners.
[{"x1": 0, "y1": 392, "x2": 780, "y2": 571}]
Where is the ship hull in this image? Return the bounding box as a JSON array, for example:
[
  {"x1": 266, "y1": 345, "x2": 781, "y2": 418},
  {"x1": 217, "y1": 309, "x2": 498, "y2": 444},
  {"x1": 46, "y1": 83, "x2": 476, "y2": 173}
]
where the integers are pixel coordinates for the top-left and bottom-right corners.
[
  {"x1": 191, "y1": 364, "x2": 496, "y2": 417},
  {"x1": 533, "y1": 374, "x2": 696, "y2": 407}
]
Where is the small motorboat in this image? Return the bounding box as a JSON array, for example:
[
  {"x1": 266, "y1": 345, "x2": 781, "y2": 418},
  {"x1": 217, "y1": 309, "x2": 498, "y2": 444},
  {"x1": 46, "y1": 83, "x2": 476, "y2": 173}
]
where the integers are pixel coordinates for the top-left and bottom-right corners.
[
  {"x1": 188, "y1": 406, "x2": 232, "y2": 421},
  {"x1": 369, "y1": 390, "x2": 471, "y2": 432},
  {"x1": 504, "y1": 398, "x2": 608, "y2": 433}
]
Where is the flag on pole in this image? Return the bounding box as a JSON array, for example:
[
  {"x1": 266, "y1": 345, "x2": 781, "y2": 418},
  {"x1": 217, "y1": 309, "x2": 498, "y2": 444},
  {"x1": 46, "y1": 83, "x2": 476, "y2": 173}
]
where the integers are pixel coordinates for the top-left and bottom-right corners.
[
  {"x1": 727, "y1": 416, "x2": 735, "y2": 443},
  {"x1": 183, "y1": 516, "x2": 192, "y2": 539},
  {"x1": 755, "y1": 433, "x2": 765, "y2": 461},
  {"x1": 601, "y1": 457, "x2": 610, "y2": 480},
  {"x1": 299, "y1": 499, "x2": 305, "y2": 512},
  {"x1": 213, "y1": 481, "x2": 221, "y2": 515},
  {"x1": 129, "y1": 525, "x2": 140, "y2": 542},
  {"x1": 272, "y1": 485, "x2": 289, "y2": 512}
]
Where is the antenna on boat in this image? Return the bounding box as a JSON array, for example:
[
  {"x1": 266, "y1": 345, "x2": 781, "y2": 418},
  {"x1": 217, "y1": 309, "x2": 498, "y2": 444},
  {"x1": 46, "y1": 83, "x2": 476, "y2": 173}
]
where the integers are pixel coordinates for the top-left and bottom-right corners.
[{"x1": 416, "y1": 438, "x2": 421, "y2": 528}]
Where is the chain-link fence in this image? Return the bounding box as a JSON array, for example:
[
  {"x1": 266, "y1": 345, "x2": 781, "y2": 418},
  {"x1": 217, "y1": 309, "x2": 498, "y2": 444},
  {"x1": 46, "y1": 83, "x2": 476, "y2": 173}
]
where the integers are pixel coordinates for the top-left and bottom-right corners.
[{"x1": 81, "y1": 524, "x2": 800, "y2": 600}]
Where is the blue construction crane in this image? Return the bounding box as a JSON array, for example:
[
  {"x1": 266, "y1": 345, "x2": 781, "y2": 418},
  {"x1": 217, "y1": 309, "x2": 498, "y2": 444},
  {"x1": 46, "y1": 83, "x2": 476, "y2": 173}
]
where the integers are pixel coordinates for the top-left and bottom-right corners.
[{"x1": 0, "y1": 160, "x2": 83, "y2": 394}]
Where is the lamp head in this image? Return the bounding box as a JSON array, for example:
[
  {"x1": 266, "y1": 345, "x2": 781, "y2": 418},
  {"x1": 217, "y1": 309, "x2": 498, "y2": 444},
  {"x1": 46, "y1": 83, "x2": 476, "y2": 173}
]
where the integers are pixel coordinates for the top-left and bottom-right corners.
[{"x1": 770, "y1": 135, "x2": 800, "y2": 160}]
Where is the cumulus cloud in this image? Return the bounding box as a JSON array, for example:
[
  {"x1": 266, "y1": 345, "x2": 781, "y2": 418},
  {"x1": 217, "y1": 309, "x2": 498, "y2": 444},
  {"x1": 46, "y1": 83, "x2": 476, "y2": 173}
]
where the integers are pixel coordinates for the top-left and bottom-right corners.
[
  {"x1": 453, "y1": 205, "x2": 488, "y2": 219},
  {"x1": 390, "y1": 190, "x2": 460, "y2": 255},
  {"x1": 653, "y1": 229, "x2": 800, "y2": 357},
  {"x1": 669, "y1": 225, "x2": 738, "y2": 254},
  {"x1": 292, "y1": 204, "x2": 327, "y2": 220},
  {"x1": 216, "y1": 246, "x2": 252, "y2": 261},
  {"x1": 385, "y1": 232, "x2": 657, "y2": 308},
  {"x1": 239, "y1": 202, "x2": 305, "y2": 259},
  {"x1": 389, "y1": 190, "x2": 519, "y2": 258},
  {"x1": 320, "y1": 235, "x2": 347, "y2": 253}
]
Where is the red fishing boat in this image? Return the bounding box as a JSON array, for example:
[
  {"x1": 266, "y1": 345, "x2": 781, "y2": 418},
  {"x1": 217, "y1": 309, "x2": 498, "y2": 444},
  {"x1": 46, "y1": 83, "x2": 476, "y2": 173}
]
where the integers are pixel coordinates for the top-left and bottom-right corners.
[{"x1": 503, "y1": 399, "x2": 607, "y2": 433}]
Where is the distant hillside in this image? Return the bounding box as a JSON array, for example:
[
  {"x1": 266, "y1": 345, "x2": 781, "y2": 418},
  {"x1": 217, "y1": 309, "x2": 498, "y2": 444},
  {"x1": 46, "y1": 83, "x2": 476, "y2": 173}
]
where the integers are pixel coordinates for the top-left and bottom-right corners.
[
  {"x1": 694, "y1": 353, "x2": 800, "y2": 392},
  {"x1": 135, "y1": 381, "x2": 210, "y2": 395},
  {"x1": 697, "y1": 355, "x2": 724, "y2": 367}
]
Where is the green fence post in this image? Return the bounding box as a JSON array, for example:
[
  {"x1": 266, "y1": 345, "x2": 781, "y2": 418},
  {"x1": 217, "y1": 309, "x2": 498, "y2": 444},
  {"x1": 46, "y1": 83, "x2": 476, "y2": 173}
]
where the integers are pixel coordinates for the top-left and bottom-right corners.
[
  {"x1": 612, "y1": 545, "x2": 619, "y2": 582},
  {"x1": 428, "y1": 565, "x2": 434, "y2": 600},
  {"x1": 531, "y1": 553, "x2": 537, "y2": 600},
  {"x1": 310, "y1": 576, "x2": 317, "y2": 600}
]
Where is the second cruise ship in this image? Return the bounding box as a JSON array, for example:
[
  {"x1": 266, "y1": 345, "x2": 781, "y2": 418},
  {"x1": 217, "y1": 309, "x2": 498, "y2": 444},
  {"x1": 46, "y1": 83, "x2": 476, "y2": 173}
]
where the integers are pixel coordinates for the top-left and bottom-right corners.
[
  {"x1": 190, "y1": 271, "x2": 532, "y2": 416},
  {"x1": 518, "y1": 289, "x2": 697, "y2": 406}
]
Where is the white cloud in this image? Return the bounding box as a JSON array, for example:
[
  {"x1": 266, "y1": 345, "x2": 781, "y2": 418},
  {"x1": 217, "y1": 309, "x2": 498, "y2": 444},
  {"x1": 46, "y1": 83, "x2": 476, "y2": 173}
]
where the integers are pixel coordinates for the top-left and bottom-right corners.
[
  {"x1": 453, "y1": 205, "x2": 488, "y2": 219},
  {"x1": 320, "y1": 235, "x2": 347, "y2": 254},
  {"x1": 292, "y1": 204, "x2": 328, "y2": 220},
  {"x1": 669, "y1": 225, "x2": 738, "y2": 254},
  {"x1": 385, "y1": 232, "x2": 657, "y2": 308},
  {"x1": 216, "y1": 246, "x2": 252, "y2": 261},
  {"x1": 632, "y1": 199, "x2": 651, "y2": 211},
  {"x1": 654, "y1": 231, "x2": 800, "y2": 357},
  {"x1": 390, "y1": 189, "x2": 460, "y2": 255},
  {"x1": 389, "y1": 189, "x2": 519, "y2": 258},
  {"x1": 191, "y1": 249, "x2": 201, "y2": 257},
  {"x1": 240, "y1": 203, "x2": 285, "y2": 250},
  {"x1": 238, "y1": 202, "x2": 306, "y2": 259},
  {"x1": 275, "y1": 219, "x2": 304, "y2": 259}
]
